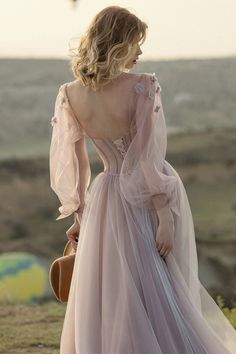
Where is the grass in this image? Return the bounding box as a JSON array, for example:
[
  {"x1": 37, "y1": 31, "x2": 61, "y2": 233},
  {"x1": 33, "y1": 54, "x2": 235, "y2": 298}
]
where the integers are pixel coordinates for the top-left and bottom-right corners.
[
  {"x1": 0, "y1": 297, "x2": 235, "y2": 353},
  {"x1": 0, "y1": 299, "x2": 65, "y2": 354},
  {"x1": 216, "y1": 295, "x2": 236, "y2": 329}
]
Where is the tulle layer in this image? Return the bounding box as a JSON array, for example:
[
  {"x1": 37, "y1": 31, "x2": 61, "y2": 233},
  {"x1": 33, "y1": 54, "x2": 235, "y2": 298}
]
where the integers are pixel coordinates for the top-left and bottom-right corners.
[
  {"x1": 119, "y1": 74, "x2": 181, "y2": 218},
  {"x1": 60, "y1": 172, "x2": 236, "y2": 354}
]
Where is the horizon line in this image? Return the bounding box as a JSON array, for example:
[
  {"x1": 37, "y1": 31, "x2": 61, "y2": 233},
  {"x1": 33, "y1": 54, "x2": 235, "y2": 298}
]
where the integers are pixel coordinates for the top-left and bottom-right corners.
[{"x1": 0, "y1": 54, "x2": 236, "y2": 62}]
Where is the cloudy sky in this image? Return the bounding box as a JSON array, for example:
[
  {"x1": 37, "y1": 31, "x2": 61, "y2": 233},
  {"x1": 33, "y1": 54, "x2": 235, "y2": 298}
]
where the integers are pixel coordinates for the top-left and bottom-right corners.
[{"x1": 1, "y1": 0, "x2": 236, "y2": 60}]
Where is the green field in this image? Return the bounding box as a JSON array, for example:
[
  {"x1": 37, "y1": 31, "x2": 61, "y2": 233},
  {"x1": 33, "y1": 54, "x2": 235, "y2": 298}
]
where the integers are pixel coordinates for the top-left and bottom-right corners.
[
  {"x1": 0, "y1": 300, "x2": 65, "y2": 354},
  {"x1": 0, "y1": 296, "x2": 235, "y2": 353}
]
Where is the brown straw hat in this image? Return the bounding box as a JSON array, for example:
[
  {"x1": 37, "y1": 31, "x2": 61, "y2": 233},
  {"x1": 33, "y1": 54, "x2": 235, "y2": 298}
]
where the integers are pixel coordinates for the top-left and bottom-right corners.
[{"x1": 49, "y1": 240, "x2": 76, "y2": 303}]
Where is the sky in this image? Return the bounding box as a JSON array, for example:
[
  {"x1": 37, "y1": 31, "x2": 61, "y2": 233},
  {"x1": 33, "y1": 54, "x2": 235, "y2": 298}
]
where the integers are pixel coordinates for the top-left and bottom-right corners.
[{"x1": 1, "y1": 0, "x2": 236, "y2": 60}]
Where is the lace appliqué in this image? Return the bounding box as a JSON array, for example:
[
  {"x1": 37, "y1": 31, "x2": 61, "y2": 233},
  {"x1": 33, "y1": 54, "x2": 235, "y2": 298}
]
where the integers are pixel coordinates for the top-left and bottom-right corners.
[
  {"x1": 135, "y1": 82, "x2": 145, "y2": 94},
  {"x1": 111, "y1": 136, "x2": 128, "y2": 159},
  {"x1": 154, "y1": 105, "x2": 160, "y2": 112},
  {"x1": 50, "y1": 88, "x2": 67, "y2": 127},
  {"x1": 150, "y1": 72, "x2": 157, "y2": 82},
  {"x1": 51, "y1": 115, "x2": 57, "y2": 126},
  {"x1": 149, "y1": 72, "x2": 162, "y2": 113},
  {"x1": 149, "y1": 72, "x2": 162, "y2": 100}
]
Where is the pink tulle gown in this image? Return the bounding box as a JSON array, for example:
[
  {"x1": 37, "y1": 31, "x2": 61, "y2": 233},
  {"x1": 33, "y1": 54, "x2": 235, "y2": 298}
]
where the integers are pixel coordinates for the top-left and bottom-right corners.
[{"x1": 49, "y1": 72, "x2": 236, "y2": 353}]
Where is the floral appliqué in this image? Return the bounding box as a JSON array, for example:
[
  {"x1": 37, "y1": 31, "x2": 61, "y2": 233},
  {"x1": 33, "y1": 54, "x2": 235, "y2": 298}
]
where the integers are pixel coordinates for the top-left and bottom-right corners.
[
  {"x1": 50, "y1": 115, "x2": 57, "y2": 126},
  {"x1": 50, "y1": 91, "x2": 67, "y2": 126},
  {"x1": 149, "y1": 73, "x2": 158, "y2": 100},
  {"x1": 112, "y1": 136, "x2": 127, "y2": 159},
  {"x1": 150, "y1": 72, "x2": 157, "y2": 82},
  {"x1": 149, "y1": 73, "x2": 162, "y2": 114},
  {"x1": 111, "y1": 131, "x2": 132, "y2": 159},
  {"x1": 134, "y1": 82, "x2": 145, "y2": 94}
]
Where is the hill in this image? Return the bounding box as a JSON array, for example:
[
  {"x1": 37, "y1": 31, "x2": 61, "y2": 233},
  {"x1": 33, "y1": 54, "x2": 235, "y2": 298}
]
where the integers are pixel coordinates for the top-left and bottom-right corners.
[
  {"x1": 0, "y1": 57, "x2": 236, "y2": 159},
  {"x1": 0, "y1": 128, "x2": 236, "y2": 299}
]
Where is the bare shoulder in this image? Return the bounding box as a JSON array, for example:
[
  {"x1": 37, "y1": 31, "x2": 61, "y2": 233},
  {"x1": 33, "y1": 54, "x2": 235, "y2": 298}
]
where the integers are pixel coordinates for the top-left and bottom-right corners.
[
  {"x1": 65, "y1": 79, "x2": 89, "y2": 106},
  {"x1": 66, "y1": 78, "x2": 84, "y2": 93}
]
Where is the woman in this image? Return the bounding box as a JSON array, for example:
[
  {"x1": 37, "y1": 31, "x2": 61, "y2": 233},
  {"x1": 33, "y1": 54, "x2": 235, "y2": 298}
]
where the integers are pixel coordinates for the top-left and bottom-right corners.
[{"x1": 49, "y1": 5, "x2": 236, "y2": 353}]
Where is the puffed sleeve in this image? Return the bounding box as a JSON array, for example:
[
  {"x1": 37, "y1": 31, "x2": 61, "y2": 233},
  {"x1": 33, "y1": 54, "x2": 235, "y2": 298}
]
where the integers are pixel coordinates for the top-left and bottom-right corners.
[
  {"x1": 119, "y1": 73, "x2": 181, "y2": 217},
  {"x1": 49, "y1": 83, "x2": 91, "y2": 220}
]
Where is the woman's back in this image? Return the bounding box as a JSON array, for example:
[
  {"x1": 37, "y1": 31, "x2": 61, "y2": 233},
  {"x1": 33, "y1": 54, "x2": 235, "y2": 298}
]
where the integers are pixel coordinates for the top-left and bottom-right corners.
[{"x1": 65, "y1": 72, "x2": 143, "y2": 141}]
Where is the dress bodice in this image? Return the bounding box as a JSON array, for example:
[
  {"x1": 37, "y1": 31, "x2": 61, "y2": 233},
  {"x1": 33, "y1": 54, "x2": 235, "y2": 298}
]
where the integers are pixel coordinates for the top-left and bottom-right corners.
[{"x1": 86, "y1": 129, "x2": 134, "y2": 174}]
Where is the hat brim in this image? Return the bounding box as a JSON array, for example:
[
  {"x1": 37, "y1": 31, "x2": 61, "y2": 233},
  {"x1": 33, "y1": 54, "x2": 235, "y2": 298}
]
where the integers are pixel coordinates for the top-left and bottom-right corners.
[
  {"x1": 49, "y1": 240, "x2": 76, "y2": 303},
  {"x1": 63, "y1": 240, "x2": 75, "y2": 256},
  {"x1": 49, "y1": 253, "x2": 75, "y2": 302}
]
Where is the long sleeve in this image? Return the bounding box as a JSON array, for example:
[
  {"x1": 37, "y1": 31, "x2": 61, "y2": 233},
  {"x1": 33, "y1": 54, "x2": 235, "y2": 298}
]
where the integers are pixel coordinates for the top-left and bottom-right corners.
[
  {"x1": 73, "y1": 136, "x2": 91, "y2": 223},
  {"x1": 147, "y1": 74, "x2": 180, "y2": 217},
  {"x1": 49, "y1": 83, "x2": 91, "y2": 221},
  {"x1": 119, "y1": 73, "x2": 181, "y2": 217}
]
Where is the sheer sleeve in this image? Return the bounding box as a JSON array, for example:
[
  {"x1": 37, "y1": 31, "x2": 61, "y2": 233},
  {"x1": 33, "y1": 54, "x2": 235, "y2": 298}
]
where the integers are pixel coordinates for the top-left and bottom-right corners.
[
  {"x1": 119, "y1": 73, "x2": 181, "y2": 217},
  {"x1": 49, "y1": 83, "x2": 91, "y2": 221}
]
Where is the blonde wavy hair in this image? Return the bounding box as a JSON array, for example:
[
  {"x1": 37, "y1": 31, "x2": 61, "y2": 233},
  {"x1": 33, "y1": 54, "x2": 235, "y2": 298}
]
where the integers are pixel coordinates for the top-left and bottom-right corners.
[{"x1": 68, "y1": 6, "x2": 148, "y2": 91}]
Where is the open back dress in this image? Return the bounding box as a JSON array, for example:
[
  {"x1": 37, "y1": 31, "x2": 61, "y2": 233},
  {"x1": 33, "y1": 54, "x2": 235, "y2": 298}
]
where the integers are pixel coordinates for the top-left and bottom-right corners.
[{"x1": 49, "y1": 72, "x2": 236, "y2": 353}]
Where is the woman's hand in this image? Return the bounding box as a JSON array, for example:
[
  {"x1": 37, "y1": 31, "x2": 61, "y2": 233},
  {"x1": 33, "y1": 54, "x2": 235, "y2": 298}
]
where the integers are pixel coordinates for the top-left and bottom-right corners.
[
  {"x1": 155, "y1": 208, "x2": 175, "y2": 259},
  {"x1": 66, "y1": 220, "x2": 80, "y2": 252},
  {"x1": 66, "y1": 207, "x2": 84, "y2": 252}
]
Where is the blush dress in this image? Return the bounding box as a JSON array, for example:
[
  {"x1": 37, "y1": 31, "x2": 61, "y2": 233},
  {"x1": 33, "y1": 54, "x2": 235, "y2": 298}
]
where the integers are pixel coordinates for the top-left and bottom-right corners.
[{"x1": 49, "y1": 72, "x2": 236, "y2": 353}]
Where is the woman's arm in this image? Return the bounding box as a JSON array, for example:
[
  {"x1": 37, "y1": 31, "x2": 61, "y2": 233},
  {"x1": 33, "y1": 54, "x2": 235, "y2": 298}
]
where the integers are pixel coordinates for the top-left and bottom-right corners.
[
  {"x1": 151, "y1": 193, "x2": 169, "y2": 211},
  {"x1": 151, "y1": 193, "x2": 175, "y2": 259},
  {"x1": 151, "y1": 193, "x2": 174, "y2": 223}
]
